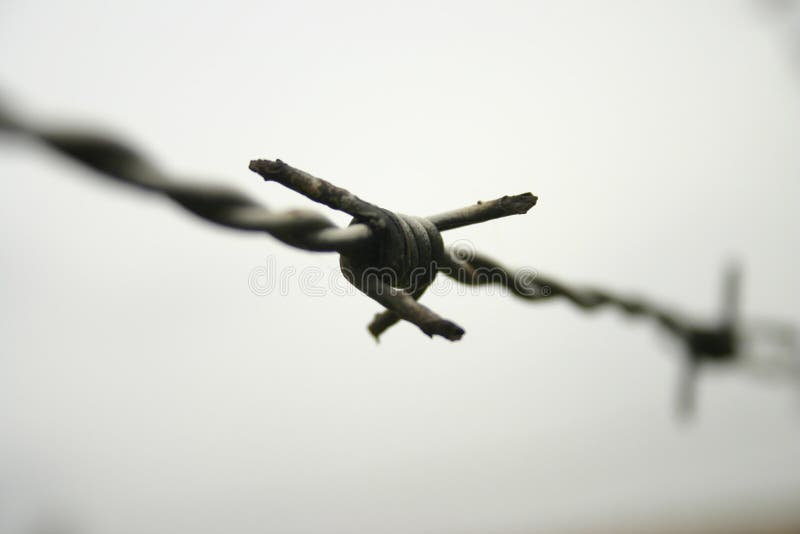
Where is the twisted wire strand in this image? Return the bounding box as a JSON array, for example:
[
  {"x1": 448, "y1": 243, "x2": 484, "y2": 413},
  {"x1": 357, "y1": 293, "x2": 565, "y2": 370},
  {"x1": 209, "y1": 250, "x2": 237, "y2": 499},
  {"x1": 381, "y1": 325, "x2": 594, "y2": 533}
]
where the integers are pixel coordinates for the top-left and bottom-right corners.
[
  {"x1": 367, "y1": 250, "x2": 689, "y2": 341},
  {"x1": 0, "y1": 107, "x2": 373, "y2": 253},
  {"x1": 453, "y1": 251, "x2": 690, "y2": 336}
]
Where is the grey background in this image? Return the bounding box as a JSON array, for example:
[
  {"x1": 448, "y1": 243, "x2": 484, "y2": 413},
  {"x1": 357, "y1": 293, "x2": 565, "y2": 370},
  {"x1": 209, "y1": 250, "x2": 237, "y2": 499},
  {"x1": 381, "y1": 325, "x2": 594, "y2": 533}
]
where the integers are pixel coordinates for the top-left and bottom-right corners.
[{"x1": 1, "y1": 1, "x2": 799, "y2": 532}]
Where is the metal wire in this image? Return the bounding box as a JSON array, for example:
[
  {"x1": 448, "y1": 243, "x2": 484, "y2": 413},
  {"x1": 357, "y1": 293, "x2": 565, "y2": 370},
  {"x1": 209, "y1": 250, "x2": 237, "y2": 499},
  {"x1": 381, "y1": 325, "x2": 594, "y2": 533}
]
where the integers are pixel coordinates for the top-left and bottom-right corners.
[
  {"x1": 0, "y1": 103, "x2": 536, "y2": 341},
  {"x1": 2, "y1": 101, "x2": 785, "y2": 415},
  {"x1": 0, "y1": 107, "x2": 374, "y2": 253}
]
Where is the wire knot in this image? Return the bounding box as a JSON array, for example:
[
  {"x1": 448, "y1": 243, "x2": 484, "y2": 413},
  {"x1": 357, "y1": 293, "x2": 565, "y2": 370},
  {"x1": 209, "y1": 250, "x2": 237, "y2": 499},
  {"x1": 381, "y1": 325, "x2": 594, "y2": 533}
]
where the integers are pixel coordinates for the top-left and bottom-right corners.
[
  {"x1": 337, "y1": 209, "x2": 467, "y2": 341},
  {"x1": 340, "y1": 210, "x2": 444, "y2": 293}
]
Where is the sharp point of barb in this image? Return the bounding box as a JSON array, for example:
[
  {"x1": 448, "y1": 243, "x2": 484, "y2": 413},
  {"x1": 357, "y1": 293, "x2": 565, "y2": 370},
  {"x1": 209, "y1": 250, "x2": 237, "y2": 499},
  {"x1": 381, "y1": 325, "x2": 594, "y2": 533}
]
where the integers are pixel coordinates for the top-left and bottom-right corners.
[
  {"x1": 249, "y1": 158, "x2": 285, "y2": 178},
  {"x1": 437, "y1": 321, "x2": 466, "y2": 341},
  {"x1": 502, "y1": 192, "x2": 538, "y2": 214}
]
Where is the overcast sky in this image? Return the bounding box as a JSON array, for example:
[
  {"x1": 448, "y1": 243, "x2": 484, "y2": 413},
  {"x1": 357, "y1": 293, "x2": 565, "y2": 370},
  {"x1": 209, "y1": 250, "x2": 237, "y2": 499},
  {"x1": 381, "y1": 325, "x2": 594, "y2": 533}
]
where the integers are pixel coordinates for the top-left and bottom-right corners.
[{"x1": 1, "y1": 1, "x2": 800, "y2": 533}]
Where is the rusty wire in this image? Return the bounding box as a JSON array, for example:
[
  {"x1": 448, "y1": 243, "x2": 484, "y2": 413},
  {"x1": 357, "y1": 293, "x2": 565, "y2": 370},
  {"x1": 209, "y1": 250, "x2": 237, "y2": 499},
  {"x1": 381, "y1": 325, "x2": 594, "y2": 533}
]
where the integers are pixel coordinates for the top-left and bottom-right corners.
[{"x1": 0, "y1": 102, "x2": 774, "y2": 414}]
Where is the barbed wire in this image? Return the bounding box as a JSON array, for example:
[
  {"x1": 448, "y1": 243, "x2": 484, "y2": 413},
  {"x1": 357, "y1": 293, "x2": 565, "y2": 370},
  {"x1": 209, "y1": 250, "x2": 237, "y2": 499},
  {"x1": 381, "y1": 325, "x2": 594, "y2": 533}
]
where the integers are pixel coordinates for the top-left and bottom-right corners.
[
  {"x1": 1, "y1": 101, "x2": 795, "y2": 415},
  {"x1": 0, "y1": 102, "x2": 536, "y2": 340}
]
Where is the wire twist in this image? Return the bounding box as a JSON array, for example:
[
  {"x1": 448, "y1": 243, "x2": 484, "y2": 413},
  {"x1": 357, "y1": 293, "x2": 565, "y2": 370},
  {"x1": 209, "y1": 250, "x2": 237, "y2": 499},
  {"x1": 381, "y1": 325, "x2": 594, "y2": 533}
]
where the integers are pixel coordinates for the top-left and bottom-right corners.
[{"x1": 5, "y1": 100, "x2": 793, "y2": 415}]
